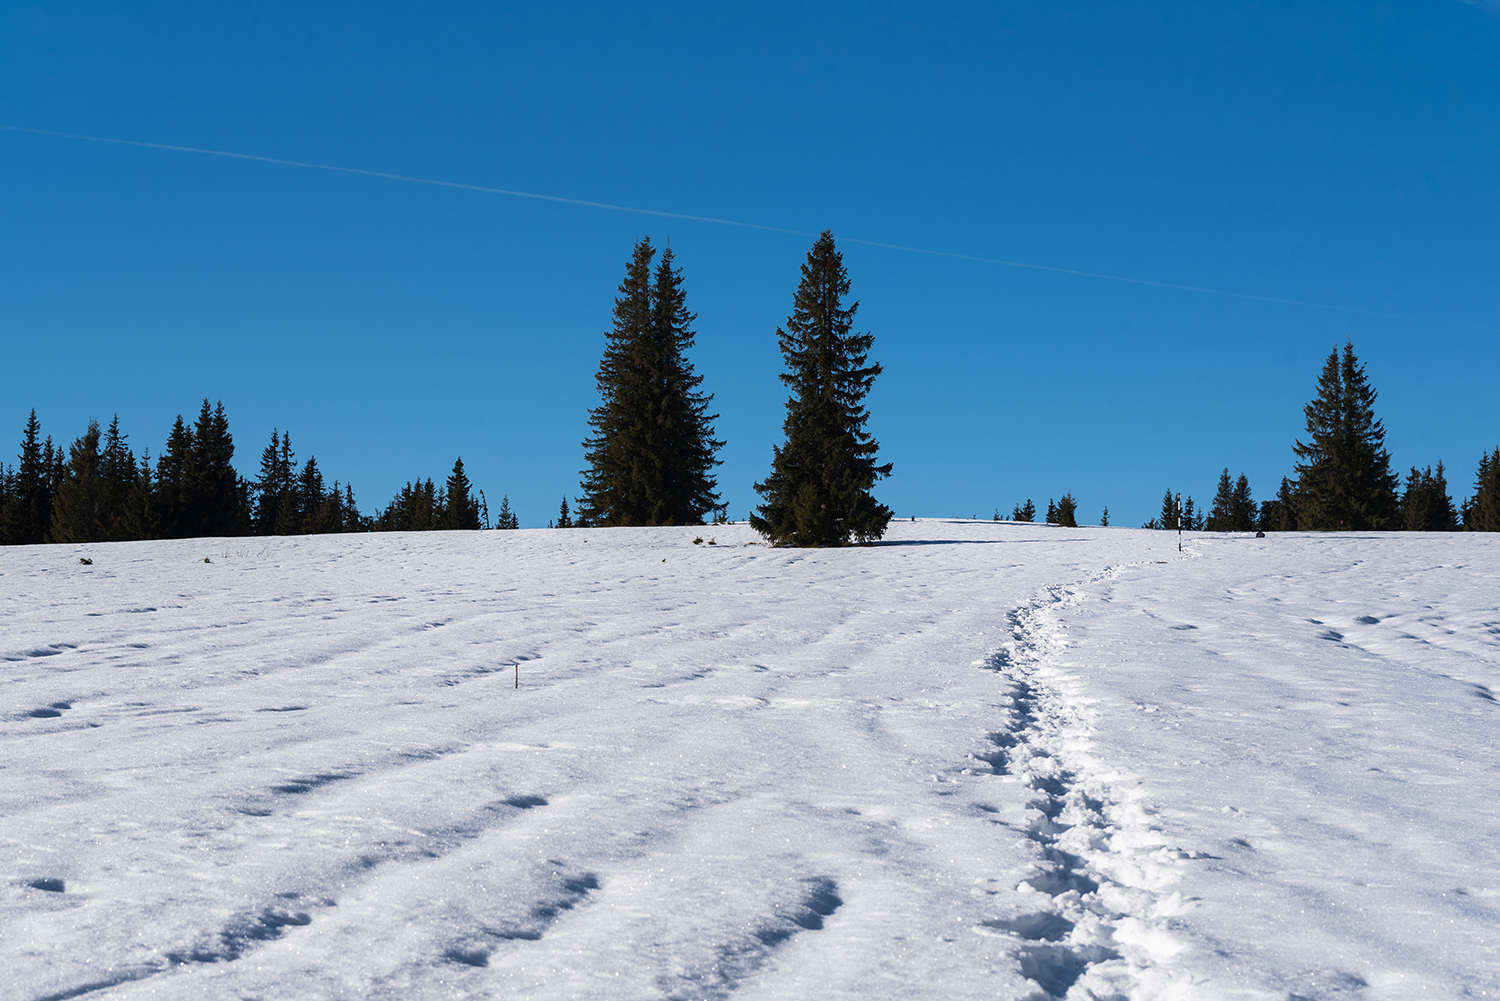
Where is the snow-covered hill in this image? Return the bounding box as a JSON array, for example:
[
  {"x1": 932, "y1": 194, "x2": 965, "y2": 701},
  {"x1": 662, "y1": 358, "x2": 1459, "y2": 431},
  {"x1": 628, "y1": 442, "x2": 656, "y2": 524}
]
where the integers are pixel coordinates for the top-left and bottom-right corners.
[{"x1": 4, "y1": 522, "x2": 1497, "y2": 999}]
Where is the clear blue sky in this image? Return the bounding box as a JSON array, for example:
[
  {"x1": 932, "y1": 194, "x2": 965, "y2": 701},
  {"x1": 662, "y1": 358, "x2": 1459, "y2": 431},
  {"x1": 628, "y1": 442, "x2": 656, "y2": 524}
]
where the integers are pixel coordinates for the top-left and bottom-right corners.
[{"x1": 4, "y1": 2, "x2": 1497, "y2": 528}]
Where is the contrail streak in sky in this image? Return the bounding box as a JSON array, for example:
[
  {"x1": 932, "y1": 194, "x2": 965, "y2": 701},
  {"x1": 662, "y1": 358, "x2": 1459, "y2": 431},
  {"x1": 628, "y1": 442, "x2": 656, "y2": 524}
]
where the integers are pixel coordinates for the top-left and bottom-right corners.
[{"x1": 3, "y1": 123, "x2": 1490, "y2": 330}]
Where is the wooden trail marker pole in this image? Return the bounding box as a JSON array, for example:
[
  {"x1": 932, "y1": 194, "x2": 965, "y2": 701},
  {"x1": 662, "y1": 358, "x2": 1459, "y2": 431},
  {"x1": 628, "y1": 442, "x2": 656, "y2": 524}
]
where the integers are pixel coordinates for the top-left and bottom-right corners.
[{"x1": 1176, "y1": 492, "x2": 1183, "y2": 554}]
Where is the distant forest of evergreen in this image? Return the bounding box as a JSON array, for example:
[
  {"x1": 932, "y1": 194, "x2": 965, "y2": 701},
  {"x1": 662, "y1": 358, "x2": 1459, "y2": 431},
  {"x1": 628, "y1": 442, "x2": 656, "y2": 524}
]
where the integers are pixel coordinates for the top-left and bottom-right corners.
[
  {"x1": 3, "y1": 244, "x2": 1498, "y2": 546},
  {"x1": 987, "y1": 343, "x2": 1498, "y2": 534},
  {"x1": 0, "y1": 400, "x2": 512, "y2": 546}
]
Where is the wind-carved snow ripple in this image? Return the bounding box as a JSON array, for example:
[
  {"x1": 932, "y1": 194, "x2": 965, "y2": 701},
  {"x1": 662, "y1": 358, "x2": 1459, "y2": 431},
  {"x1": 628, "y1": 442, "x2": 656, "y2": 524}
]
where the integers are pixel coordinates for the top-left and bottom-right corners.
[
  {"x1": 658, "y1": 877, "x2": 844, "y2": 1001},
  {"x1": 973, "y1": 570, "x2": 1190, "y2": 999}
]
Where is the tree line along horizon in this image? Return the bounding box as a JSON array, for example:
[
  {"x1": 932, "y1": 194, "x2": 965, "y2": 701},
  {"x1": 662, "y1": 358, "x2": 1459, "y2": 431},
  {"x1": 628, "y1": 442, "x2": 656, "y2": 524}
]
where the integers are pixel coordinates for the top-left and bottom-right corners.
[{"x1": 2, "y1": 233, "x2": 1498, "y2": 547}]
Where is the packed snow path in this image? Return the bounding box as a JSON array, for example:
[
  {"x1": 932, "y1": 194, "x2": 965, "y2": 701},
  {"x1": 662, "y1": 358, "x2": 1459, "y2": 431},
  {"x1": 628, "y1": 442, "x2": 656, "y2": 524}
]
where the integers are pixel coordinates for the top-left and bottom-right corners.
[{"x1": 3, "y1": 522, "x2": 1497, "y2": 999}]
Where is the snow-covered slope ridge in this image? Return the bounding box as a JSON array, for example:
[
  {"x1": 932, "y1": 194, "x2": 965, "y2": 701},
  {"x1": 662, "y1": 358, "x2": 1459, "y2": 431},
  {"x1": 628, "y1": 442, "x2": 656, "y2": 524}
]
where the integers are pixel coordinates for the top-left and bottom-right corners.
[{"x1": 3, "y1": 522, "x2": 1496, "y2": 999}]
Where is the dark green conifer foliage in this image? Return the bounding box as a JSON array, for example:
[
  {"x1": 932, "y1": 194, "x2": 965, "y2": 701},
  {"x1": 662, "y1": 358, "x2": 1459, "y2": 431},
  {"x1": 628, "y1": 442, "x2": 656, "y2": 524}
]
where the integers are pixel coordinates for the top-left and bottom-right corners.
[
  {"x1": 1399, "y1": 463, "x2": 1458, "y2": 532},
  {"x1": 1207, "y1": 469, "x2": 1234, "y2": 531},
  {"x1": 1292, "y1": 343, "x2": 1400, "y2": 530},
  {"x1": 1461, "y1": 448, "x2": 1500, "y2": 531},
  {"x1": 1183, "y1": 495, "x2": 1201, "y2": 531},
  {"x1": 556, "y1": 496, "x2": 573, "y2": 529},
  {"x1": 121, "y1": 449, "x2": 157, "y2": 540},
  {"x1": 346, "y1": 483, "x2": 367, "y2": 532},
  {"x1": 254, "y1": 430, "x2": 295, "y2": 535},
  {"x1": 1100, "y1": 506, "x2": 1109, "y2": 527},
  {"x1": 751, "y1": 232, "x2": 892, "y2": 546},
  {"x1": 1011, "y1": 499, "x2": 1036, "y2": 522},
  {"x1": 2, "y1": 410, "x2": 52, "y2": 544},
  {"x1": 495, "y1": 494, "x2": 519, "y2": 530},
  {"x1": 1268, "y1": 477, "x2": 1299, "y2": 531},
  {"x1": 100, "y1": 415, "x2": 136, "y2": 541},
  {"x1": 1055, "y1": 493, "x2": 1079, "y2": 528},
  {"x1": 156, "y1": 415, "x2": 194, "y2": 538},
  {"x1": 376, "y1": 479, "x2": 439, "y2": 532},
  {"x1": 184, "y1": 400, "x2": 246, "y2": 537},
  {"x1": 271, "y1": 434, "x2": 302, "y2": 536},
  {"x1": 0, "y1": 463, "x2": 11, "y2": 544},
  {"x1": 652, "y1": 246, "x2": 723, "y2": 524},
  {"x1": 295, "y1": 456, "x2": 327, "y2": 533},
  {"x1": 579, "y1": 239, "x2": 723, "y2": 527},
  {"x1": 1208, "y1": 470, "x2": 1257, "y2": 532},
  {"x1": 1230, "y1": 474, "x2": 1255, "y2": 531},
  {"x1": 307, "y1": 478, "x2": 345, "y2": 535},
  {"x1": 579, "y1": 239, "x2": 653, "y2": 526},
  {"x1": 439, "y1": 457, "x2": 481, "y2": 530},
  {"x1": 1157, "y1": 489, "x2": 1179, "y2": 531},
  {"x1": 50, "y1": 420, "x2": 107, "y2": 544},
  {"x1": 1045, "y1": 499, "x2": 1058, "y2": 524}
]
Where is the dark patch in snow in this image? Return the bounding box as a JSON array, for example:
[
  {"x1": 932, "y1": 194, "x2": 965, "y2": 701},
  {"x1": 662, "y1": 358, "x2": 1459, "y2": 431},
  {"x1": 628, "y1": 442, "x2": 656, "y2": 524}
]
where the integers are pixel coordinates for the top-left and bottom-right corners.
[
  {"x1": 26, "y1": 708, "x2": 64, "y2": 719},
  {"x1": 502, "y1": 794, "x2": 548, "y2": 809},
  {"x1": 256, "y1": 705, "x2": 308, "y2": 712},
  {"x1": 166, "y1": 908, "x2": 313, "y2": 964},
  {"x1": 271, "y1": 772, "x2": 355, "y2": 795},
  {"x1": 661, "y1": 878, "x2": 843, "y2": 999},
  {"x1": 981, "y1": 911, "x2": 1075, "y2": 941},
  {"x1": 441, "y1": 867, "x2": 600, "y2": 968},
  {"x1": 30, "y1": 968, "x2": 158, "y2": 1001},
  {"x1": 443, "y1": 946, "x2": 492, "y2": 966},
  {"x1": 1319, "y1": 629, "x2": 1345, "y2": 642},
  {"x1": 28, "y1": 877, "x2": 66, "y2": 892},
  {"x1": 1170, "y1": 623, "x2": 1198, "y2": 630},
  {"x1": 1284, "y1": 968, "x2": 1370, "y2": 998},
  {"x1": 1017, "y1": 942, "x2": 1118, "y2": 997},
  {"x1": 1355, "y1": 615, "x2": 1380, "y2": 625},
  {"x1": 8, "y1": 642, "x2": 80, "y2": 661}
]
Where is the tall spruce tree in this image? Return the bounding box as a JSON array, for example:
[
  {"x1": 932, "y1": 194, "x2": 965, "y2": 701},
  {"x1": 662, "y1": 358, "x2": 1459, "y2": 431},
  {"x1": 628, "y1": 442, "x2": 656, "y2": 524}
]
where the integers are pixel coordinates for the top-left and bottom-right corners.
[
  {"x1": 1205, "y1": 470, "x2": 1256, "y2": 532},
  {"x1": 1, "y1": 410, "x2": 52, "y2": 544},
  {"x1": 495, "y1": 494, "x2": 519, "y2": 530},
  {"x1": 50, "y1": 420, "x2": 107, "y2": 544},
  {"x1": 1230, "y1": 474, "x2": 1255, "y2": 531},
  {"x1": 0, "y1": 463, "x2": 11, "y2": 544},
  {"x1": 342, "y1": 483, "x2": 365, "y2": 532},
  {"x1": 121, "y1": 449, "x2": 157, "y2": 540},
  {"x1": 578, "y1": 238, "x2": 722, "y2": 527},
  {"x1": 1400, "y1": 463, "x2": 1458, "y2": 532},
  {"x1": 439, "y1": 457, "x2": 481, "y2": 530},
  {"x1": 751, "y1": 232, "x2": 892, "y2": 546},
  {"x1": 1461, "y1": 448, "x2": 1500, "y2": 531},
  {"x1": 1207, "y1": 469, "x2": 1234, "y2": 531},
  {"x1": 1260, "y1": 477, "x2": 1300, "y2": 532},
  {"x1": 1291, "y1": 342, "x2": 1399, "y2": 530},
  {"x1": 295, "y1": 456, "x2": 327, "y2": 533},
  {"x1": 1055, "y1": 493, "x2": 1079, "y2": 528},
  {"x1": 1158, "y1": 489, "x2": 1180, "y2": 531},
  {"x1": 253, "y1": 430, "x2": 294, "y2": 535},
  {"x1": 652, "y1": 246, "x2": 724, "y2": 524},
  {"x1": 156, "y1": 415, "x2": 193, "y2": 538},
  {"x1": 1010, "y1": 499, "x2": 1036, "y2": 522},
  {"x1": 376, "y1": 478, "x2": 439, "y2": 532},
  {"x1": 184, "y1": 400, "x2": 246, "y2": 537},
  {"x1": 100, "y1": 415, "x2": 136, "y2": 540}
]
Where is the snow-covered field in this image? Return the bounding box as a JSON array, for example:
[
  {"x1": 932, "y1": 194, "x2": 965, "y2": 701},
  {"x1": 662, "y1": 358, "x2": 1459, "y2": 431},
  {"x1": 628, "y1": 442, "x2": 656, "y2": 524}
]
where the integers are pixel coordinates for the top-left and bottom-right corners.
[{"x1": 3, "y1": 521, "x2": 1498, "y2": 1000}]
